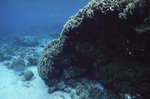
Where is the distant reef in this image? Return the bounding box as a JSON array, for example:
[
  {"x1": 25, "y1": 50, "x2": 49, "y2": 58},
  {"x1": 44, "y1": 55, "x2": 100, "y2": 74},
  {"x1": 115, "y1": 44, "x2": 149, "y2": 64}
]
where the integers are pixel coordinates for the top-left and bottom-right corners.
[{"x1": 38, "y1": 0, "x2": 150, "y2": 98}]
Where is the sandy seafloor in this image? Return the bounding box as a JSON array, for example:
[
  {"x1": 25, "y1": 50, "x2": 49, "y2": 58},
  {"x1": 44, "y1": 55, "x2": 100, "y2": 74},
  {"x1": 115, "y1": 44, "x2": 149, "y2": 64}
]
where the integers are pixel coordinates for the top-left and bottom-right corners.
[
  {"x1": 0, "y1": 37, "x2": 72, "y2": 99},
  {"x1": 0, "y1": 62, "x2": 71, "y2": 99}
]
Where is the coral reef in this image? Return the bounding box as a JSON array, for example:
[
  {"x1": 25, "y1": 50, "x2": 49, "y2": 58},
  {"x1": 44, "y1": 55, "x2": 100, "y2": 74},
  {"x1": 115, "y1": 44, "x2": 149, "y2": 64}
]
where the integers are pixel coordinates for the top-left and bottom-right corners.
[
  {"x1": 27, "y1": 56, "x2": 39, "y2": 66},
  {"x1": 38, "y1": 38, "x2": 64, "y2": 82},
  {"x1": 0, "y1": 49, "x2": 12, "y2": 62},
  {"x1": 47, "y1": 78, "x2": 121, "y2": 99},
  {"x1": 48, "y1": 32, "x2": 60, "y2": 39},
  {"x1": 13, "y1": 36, "x2": 39, "y2": 47},
  {"x1": 38, "y1": 0, "x2": 150, "y2": 98},
  {"x1": 4, "y1": 46, "x2": 15, "y2": 55},
  {"x1": 0, "y1": 52, "x2": 4, "y2": 61}
]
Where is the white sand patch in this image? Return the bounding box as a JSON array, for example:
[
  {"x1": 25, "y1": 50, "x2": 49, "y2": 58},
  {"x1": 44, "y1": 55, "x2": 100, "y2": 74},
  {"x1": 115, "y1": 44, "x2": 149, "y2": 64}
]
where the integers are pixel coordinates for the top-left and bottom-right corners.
[{"x1": 0, "y1": 62, "x2": 71, "y2": 99}]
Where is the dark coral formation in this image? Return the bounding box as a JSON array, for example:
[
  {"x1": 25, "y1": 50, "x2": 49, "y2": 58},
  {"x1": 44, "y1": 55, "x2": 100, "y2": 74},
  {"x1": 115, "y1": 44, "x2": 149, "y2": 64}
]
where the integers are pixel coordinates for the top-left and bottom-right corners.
[
  {"x1": 38, "y1": 39, "x2": 64, "y2": 81},
  {"x1": 38, "y1": 0, "x2": 150, "y2": 98}
]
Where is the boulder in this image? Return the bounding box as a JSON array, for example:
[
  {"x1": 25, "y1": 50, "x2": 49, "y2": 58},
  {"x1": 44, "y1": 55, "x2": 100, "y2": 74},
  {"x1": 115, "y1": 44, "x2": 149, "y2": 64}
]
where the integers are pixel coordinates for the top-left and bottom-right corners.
[
  {"x1": 11, "y1": 58, "x2": 25, "y2": 71},
  {"x1": 24, "y1": 70, "x2": 34, "y2": 80}
]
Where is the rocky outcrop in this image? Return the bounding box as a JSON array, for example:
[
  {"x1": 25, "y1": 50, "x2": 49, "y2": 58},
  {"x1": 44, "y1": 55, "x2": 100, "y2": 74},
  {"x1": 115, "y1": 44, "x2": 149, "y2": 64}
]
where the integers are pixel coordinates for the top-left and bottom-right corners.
[{"x1": 38, "y1": 0, "x2": 150, "y2": 98}]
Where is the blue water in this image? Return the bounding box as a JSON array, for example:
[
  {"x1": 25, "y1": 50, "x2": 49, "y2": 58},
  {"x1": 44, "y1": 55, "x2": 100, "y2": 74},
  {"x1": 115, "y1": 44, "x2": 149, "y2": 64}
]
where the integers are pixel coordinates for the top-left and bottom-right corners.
[{"x1": 0, "y1": 0, "x2": 91, "y2": 37}]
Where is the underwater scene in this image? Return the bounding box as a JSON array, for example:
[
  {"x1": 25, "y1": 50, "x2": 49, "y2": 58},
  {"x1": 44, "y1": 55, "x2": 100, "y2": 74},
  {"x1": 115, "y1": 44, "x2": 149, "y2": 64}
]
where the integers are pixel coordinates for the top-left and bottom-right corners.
[{"x1": 0, "y1": 0, "x2": 150, "y2": 99}]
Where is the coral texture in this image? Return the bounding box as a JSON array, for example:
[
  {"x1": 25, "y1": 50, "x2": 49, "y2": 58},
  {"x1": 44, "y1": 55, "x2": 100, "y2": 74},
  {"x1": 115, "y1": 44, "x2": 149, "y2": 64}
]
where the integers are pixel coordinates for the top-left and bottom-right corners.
[{"x1": 38, "y1": 0, "x2": 150, "y2": 98}]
